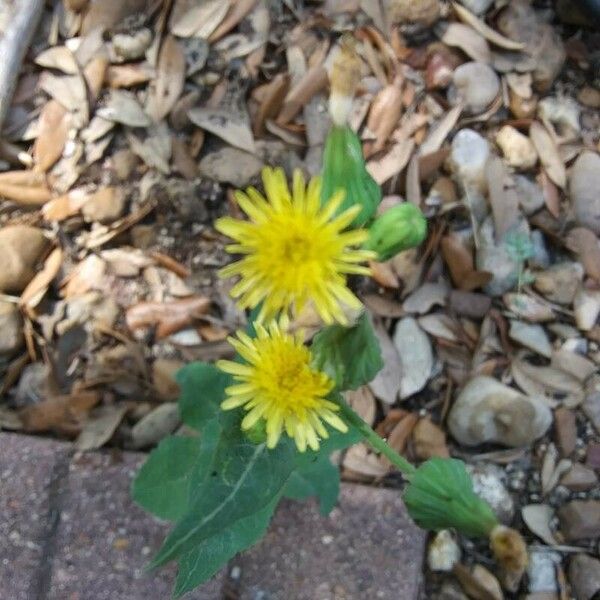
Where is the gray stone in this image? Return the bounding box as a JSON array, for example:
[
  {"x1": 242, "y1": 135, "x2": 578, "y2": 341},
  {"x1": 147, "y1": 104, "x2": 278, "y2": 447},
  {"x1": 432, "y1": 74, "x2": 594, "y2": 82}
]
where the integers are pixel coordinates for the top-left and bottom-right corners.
[
  {"x1": 467, "y1": 463, "x2": 515, "y2": 524},
  {"x1": 450, "y1": 128, "x2": 490, "y2": 192},
  {"x1": 569, "y1": 554, "x2": 600, "y2": 600},
  {"x1": 448, "y1": 375, "x2": 552, "y2": 447},
  {"x1": 0, "y1": 225, "x2": 49, "y2": 293},
  {"x1": 527, "y1": 549, "x2": 561, "y2": 593},
  {"x1": 0, "y1": 300, "x2": 23, "y2": 355},
  {"x1": 570, "y1": 151, "x2": 600, "y2": 234},
  {"x1": 231, "y1": 485, "x2": 425, "y2": 600},
  {"x1": 199, "y1": 146, "x2": 263, "y2": 187},
  {"x1": 0, "y1": 433, "x2": 71, "y2": 600},
  {"x1": 451, "y1": 62, "x2": 500, "y2": 114},
  {"x1": 558, "y1": 500, "x2": 600, "y2": 542},
  {"x1": 560, "y1": 463, "x2": 598, "y2": 492}
]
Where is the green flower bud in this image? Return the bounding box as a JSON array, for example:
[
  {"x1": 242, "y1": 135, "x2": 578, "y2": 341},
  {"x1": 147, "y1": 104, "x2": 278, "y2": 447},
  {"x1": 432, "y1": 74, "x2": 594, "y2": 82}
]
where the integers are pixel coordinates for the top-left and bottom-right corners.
[
  {"x1": 403, "y1": 458, "x2": 498, "y2": 538},
  {"x1": 321, "y1": 125, "x2": 381, "y2": 227},
  {"x1": 364, "y1": 203, "x2": 427, "y2": 261}
]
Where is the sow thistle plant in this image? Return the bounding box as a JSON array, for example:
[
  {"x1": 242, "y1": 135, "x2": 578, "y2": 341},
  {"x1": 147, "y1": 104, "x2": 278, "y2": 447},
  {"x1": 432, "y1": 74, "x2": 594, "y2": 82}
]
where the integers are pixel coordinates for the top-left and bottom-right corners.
[{"x1": 133, "y1": 38, "x2": 527, "y2": 598}]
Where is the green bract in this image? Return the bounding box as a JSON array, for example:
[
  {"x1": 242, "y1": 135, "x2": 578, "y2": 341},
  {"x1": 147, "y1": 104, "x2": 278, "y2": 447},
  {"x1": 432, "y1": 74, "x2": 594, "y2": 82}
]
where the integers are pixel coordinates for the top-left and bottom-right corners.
[
  {"x1": 321, "y1": 125, "x2": 381, "y2": 226},
  {"x1": 364, "y1": 203, "x2": 428, "y2": 261},
  {"x1": 403, "y1": 457, "x2": 499, "y2": 538}
]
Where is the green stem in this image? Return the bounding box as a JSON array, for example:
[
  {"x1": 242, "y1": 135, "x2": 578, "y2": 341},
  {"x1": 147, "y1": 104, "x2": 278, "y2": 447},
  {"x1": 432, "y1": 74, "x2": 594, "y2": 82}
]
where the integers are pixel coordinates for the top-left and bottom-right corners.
[{"x1": 338, "y1": 401, "x2": 417, "y2": 478}]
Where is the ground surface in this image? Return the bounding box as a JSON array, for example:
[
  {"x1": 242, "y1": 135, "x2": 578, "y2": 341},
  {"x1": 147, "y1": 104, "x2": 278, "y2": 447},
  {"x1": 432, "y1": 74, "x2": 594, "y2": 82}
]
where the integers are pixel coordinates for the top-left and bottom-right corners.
[
  {"x1": 0, "y1": 0, "x2": 600, "y2": 599},
  {"x1": 0, "y1": 432, "x2": 425, "y2": 600}
]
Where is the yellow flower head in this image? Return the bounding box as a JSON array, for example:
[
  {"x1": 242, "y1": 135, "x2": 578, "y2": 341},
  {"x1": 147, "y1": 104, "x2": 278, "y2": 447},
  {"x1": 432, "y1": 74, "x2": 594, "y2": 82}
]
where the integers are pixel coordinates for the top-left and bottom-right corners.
[
  {"x1": 215, "y1": 167, "x2": 374, "y2": 325},
  {"x1": 217, "y1": 320, "x2": 348, "y2": 452}
]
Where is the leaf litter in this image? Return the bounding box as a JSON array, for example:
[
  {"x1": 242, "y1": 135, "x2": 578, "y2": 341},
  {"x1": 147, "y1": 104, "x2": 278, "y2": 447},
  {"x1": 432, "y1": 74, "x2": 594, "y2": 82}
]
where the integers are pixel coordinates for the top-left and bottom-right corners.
[{"x1": 0, "y1": 0, "x2": 599, "y2": 597}]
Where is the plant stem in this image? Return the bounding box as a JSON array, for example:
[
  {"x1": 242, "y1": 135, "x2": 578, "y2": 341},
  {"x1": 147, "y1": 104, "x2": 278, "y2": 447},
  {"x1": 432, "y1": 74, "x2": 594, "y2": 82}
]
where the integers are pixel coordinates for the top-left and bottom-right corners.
[{"x1": 338, "y1": 401, "x2": 417, "y2": 478}]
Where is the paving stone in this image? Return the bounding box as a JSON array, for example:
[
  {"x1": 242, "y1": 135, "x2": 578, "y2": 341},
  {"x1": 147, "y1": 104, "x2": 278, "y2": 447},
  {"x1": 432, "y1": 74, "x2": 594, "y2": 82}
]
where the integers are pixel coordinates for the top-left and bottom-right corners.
[
  {"x1": 230, "y1": 484, "x2": 425, "y2": 600},
  {"x1": 0, "y1": 433, "x2": 70, "y2": 600},
  {"x1": 46, "y1": 449, "x2": 223, "y2": 600}
]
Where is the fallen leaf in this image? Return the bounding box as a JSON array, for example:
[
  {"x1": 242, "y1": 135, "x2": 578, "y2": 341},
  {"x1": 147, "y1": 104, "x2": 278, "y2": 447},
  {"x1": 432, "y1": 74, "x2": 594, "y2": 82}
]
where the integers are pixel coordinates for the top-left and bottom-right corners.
[
  {"x1": 146, "y1": 35, "x2": 186, "y2": 121},
  {"x1": 75, "y1": 404, "x2": 129, "y2": 451},
  {"x1": 97, "y1": 90, "x2": 151, "y2": 128},
  {"x1": 529, "y1": 121, "x2": 566, "y2": 188},
  {"x1": 412, "y1": 418, "x2": 449, "y2": 460},
  {"x1": 565, "y1": 227, "x2": 600, "y2": 282},
  {"x1": 452, "y1": 2, "x2": 525, "y2": 50},
  {"x1": 366, "y1": 80, "x2": 403, "y2": 154},
  {"x1": 345, "y1": 386, "x2": 376, "y2": 426},
  {"x1": 170, "y1": 0, "x2": 230, "y2": 38},
  {"x1": 394, "y1": 317, "x2": 434, "y2": 400},
  {"x1": 441, "y1": 234, "x2": 492, "y2": 291},
  {"x1": 522, "y1": 504, "x2": 559, "y2": 545},
  {"x1": 440, "y1": 22, "x2": 491, "y2": 63},
  {"x1": 419, "y1": 105, "x2": 462, "y2": 155},
  {"x1": 366, "y1": 135, "x2": 415, "y2": 185},
  {"x1": 33, "y1": 100, "x2": 70, "y2": 172},
  {"x1": 42, "y1": 188, "x2": 90, "y2": 221},
  {"x1": 343, "y1": 443, "x2": 389, "y2": 478},
  {"x1": 126, "y1": 296, "x2": 211, "y2": 338},
  {"x1": 188, "y1": 105, "x2": 255, "y2": 153},
  {"x1": 20, "y1": 391, "x2": 100, "y2": 434},
  {"x1": 35, "y1": 46, "x2": 79, "y2": 74},
  {"x1": 253, "y1": 73, "x2": 290, "y2": 136},
  {"x1": 38, "y1": 72, "x2": 88, "y2": 127},
  {"x1": 60, "y1": 254, "x2": 107, "y2": 298},
  {"x1": 369, "y1": 321, "x2": 402, "y2": 404},
  {"x1": 485, "y1": 155, "x2": 520, "y2": 239},
  {"x1": 208, "y1": 0, "x2": 258, "y2": 42},
  {"x1": 106, "y1": 63, "x2": 155, "y2": 88},
  {"x1": 276, "y1": 65, "x2": 328, "y2": 125},
  {"x1": 20, "y1": 247, "x2": 63, "y2": 312},
  {"x1": 126, "y1": 122, "x2": 172, "y2": 174}
]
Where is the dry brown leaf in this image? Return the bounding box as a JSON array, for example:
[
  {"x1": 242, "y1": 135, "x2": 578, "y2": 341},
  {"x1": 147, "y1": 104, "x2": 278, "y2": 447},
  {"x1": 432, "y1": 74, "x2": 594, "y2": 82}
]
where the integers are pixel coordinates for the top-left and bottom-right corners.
[
  {"x1": 20, "y1": 247, "x2": 63, "y2": 312},
  {"x1": 382, "y1": 413, "x2": 418, "y2": 468},
  {"x1": 126, "y1": 123, "x2": 172, "y2": 174},
  {"x1": 369, "y1": 260, "x2": 400, "y2": 288},
  {"x1": 188, "y1": 87, "x2": 255, "y2": 152},
  {"x1": 452, "y1": 2, "x2": 525, "y2": 51},
  {"x1": 276, "y1": 65, "x2": 328, "y2": 125},
  {"x1": 366, "y1": 136, "x2": 414, "y2": 185},
  {"x1": 106, "y1": 63, "x2": 155, "y2": 88},
  {"x1": 0, "y1": 182, "x2": 52, "y2": 205},
  {"x1": 0, "y1": 170, "x2": 46, "y2": 186},
  {"x1": 369, "y1": 320, "x2": 402, "y2": 404},
  {"x1": 33, "y1": 100, "x2": 70, "y2": 172},
  {"x1": 60, "y1": 254, "x2": 107, "y2": 298},
  {"x1": 343, "y1": 443, "x2": 389, "y2": 478},
  {"x1": 209, "y1": 0, "x2": 258, "y2": 42},
  {"x1": 366, "y1": 80, "x2": 403, "y2": 154},
  {"x1": 75, "y1": 404, "x2": 129, "y2": 451},
  {"x1": 35, "y1": 46, "x2": 79, "y2": 74},
  {"x1": 42, "y1": 188, "x2": 89, "y2": 221},
  {"x1": 529, "y1": 121, "x2": 566, "y2": 188},
  {"x1": 362, "y1": 294, "x2": 405, "y2": 317},
  {"x1": 97, "y1": 90, "x2": 151, "y2": 127},
  {"x1": 171, "y1": 136, "x2": 199, "y2": 180},
  {"x1": 39, "y1": 72, "x2": 88, "y2": 126},
  {"x1": 440, "y1": 22, "x2": 491, "y2": 63},
  {"x1": 521, "y1": 504, "x2": 559, "y2": 545},
  {"x1": 345, "y1": 386, "x2": 376, "y2": 426},
  {"x1": 146, "y1": 35, "x2": 186, "y2": 122},
  {"x1": 150, "y1": 251, "x2": 191, "y2": 278},
  {"x1": 170, "y1": 0, "x2": 230, "y2": 38},
  {"x1": 83, "y1": 56, "x2": 108, "y2": 103},
  {"x1": 419, "y1": 105, "x2": 462, "y2": 155},
  {"x1": 126, "y1": 296, "x2": 211, "y2": 339},
  {"x1": 253, "y1": 73, "x2": 290, "y2": 136},
  {"x1": 565, "y1": 227, "x2": 600, "y2": 283},
  {"x1": 412, "y1": 418, "x2": 449, "y2": 460},
  {"x1": 441, "y1": 234, "x2": 492, "y2": 291},
  {"x1": 20, "y1": 391, "x2": 100, "y2": 434}
]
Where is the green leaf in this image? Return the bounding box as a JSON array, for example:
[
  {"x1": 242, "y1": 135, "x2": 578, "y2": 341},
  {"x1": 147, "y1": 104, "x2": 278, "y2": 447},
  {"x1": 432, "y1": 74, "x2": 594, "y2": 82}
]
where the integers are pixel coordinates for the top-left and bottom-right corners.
[
  {"x1": 310, "y1": 313, "x2": 383, "y2": 390},
  {"x1": 321, "y1": 125, "x2": 381, "y2": 226},
  {"x1": 132, "y1": 436, "x2": 201, "y2": 521},
  {"x1": 174, "y1": 496, "x2": 278, "y2": 598},
  {"x1": 403, "y1": 458, "x2": 499, "y2": 538},
  {"x1": 284, "y1": 455, "x2": 340, "y2": 515},
  {"x1": 177, "y1": 362, "x2": 231, "y2": 431},
  {"x1": 149, "y1": 440, "x2": 295, "y2": 569}
]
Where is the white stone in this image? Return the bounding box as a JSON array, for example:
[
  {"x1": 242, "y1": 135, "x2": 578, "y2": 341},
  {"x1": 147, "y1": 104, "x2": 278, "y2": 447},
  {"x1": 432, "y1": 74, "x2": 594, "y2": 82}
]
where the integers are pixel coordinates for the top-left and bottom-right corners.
[{"x1": 496, "y1": 125, "x2": 538, "y2": 169}]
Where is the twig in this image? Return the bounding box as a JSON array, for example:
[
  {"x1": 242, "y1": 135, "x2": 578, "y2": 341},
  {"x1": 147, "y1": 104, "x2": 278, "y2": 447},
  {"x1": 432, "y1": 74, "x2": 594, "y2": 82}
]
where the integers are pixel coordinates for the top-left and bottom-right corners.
[{"x1": 0, "y1": 0, "x2": 45, "y2": 133}]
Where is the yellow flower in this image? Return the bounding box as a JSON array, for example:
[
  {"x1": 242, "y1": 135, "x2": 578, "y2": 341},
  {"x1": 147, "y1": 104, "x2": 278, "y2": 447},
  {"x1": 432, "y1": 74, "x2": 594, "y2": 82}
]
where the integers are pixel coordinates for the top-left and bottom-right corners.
[
  {"x1": 217, "y1": 320, "x2": 348, "y2": 452},
  {"x1": 215, "y1": 167, "x2": 374, "y2": 325}
]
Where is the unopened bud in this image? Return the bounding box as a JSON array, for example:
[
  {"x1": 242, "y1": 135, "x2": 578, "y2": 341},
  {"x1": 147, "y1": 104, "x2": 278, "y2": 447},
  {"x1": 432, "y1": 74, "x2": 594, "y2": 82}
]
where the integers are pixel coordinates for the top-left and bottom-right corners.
[
  {"x1": 321, "y1": 125, "x2": 381, "y2": 226},
  {"x1": 364, "y1": 203, "x2": 427, "y2": 261},
  {"x1": 489, "y1": 525, "x2": 528, "y2": 592}
]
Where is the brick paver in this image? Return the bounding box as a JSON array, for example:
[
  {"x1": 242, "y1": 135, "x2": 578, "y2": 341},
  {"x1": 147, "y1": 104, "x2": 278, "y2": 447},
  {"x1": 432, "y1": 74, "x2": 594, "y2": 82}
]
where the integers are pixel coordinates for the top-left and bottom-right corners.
[
  {"x1": 231, "y1": 486, "x2": 425, "y2": 600},
  {"x1": 0, "y1": 433, "x2": 425, "y2": 600}
]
